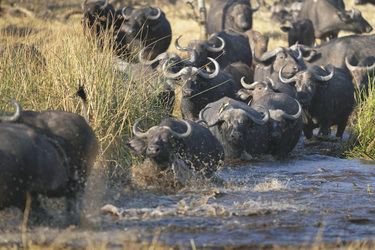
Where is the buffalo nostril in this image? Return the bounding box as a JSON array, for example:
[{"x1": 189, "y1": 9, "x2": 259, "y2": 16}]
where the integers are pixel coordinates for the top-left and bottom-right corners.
[
  {"x1": 147, "y1": 145, "x2": 160, "y2": 155},
  {"x1": 182, "y1": 88, "x2": 193, "y2": 97},
  {"x1": 231, "y1": 132, "x2": 243, "y2": 140}
]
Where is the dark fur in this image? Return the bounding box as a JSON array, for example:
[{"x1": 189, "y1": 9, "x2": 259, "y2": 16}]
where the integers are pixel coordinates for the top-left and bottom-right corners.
[
  {"x1": 290, "y1": 65, "x2": 354, "y2": 139},
  {"x1": 200, "y1": 97, "x2": 269, "y2": 159},
  {"x1": 298, "y1": 0, "x2": 372, "y2": 40},
  {"x1": 207, "y1": 0, "x2": 259, "y2": 34},
  {"x1": 127, "y1": 118, "x2": 224, "y2": 178},
  {"x1": 114, "y1": 5, "x2": 171, "y2": 61},
  {"x1": 281, "y1": 18, "x2": 315, "y2": 47}
]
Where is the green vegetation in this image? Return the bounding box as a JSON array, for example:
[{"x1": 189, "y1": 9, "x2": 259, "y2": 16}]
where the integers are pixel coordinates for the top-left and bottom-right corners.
[
  {"x1": 0, "y1": 18, "x2": 172, "y2": 181},
  {"x1": 344, "y1": 76, "x2": 375, "y2": 160}
]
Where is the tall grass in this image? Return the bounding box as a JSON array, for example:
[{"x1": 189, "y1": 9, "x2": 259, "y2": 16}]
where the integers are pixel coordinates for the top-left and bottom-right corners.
[
  {"x1": 344, "y1": 75, "x2": 375, "y2": 160},
  {"x1": 0, "y1": 17, "x2": 172, "y2": 181}
]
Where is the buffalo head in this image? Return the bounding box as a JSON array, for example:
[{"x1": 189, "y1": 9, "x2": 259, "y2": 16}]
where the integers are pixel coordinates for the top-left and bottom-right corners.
[
  {"x1": 130, "y1": 118, "x2": 192, "y2": 171},
  {"x1": 279, "y1": 64, "x2": 335, "y2": 107},
  {"x1": 345, "y1": 56, "x2": 375, "y2": 91}
]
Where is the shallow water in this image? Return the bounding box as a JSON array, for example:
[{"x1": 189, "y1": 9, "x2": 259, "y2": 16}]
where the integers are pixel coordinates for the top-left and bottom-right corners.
[{"x1": 1, "y1": 136, "x2": 375, "y2": 248}]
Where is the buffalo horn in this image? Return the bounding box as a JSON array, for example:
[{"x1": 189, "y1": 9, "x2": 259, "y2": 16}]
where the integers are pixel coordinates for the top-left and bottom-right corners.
[
  {"x1": 197, "y1": 57, "x2": 220, "y2": 79},
  {"x1": 252, "y1": 0, "x2": 261, "y2": 12},
  {"x1": 0, "y1": 99, "x2": 22, "y2": 122},
  {"x1": 198, "y1": 106, "x2": 223, "y2": 127},
  {"x1": 294, "y1": 42, "x2": 303, "y2": 61},
  {"x1": 168, "y1": 120, "x2": 192, "y2": 139},
  {"x1": 122, "y1": 6, "x2": 131, "y2": 20},
  {"x1": 133, "y1": 118, "x2": 150, "y2": 138},
  {"x1": 345, "y1": 57, "x2": 358, "y2": 72},
  {"x1": 99, "y1": 0, "x2": 109, "y2": 10},
  {"x1": 253, "y1": 47, "x2": 284, "y2": 63},
  {"x1": 281, "y1": 99, "x2": 302, "y2": 120},
  {"x1": 279, "y1": 65, "x2": 297, "y2": 84},
  {"x1": 246, "y1": 105, "x2": 269, "y2": 125},
  {"x1": 139, "y1": 47, "x2": 169, "y2": 66},
  {"x1": 241, "y1": 77, "x2": 259, "y2": 89},
  {"x1": 147, "y1": 7, "x2": 161, "y2": 20},
  {"x1": 82, "y1": 0, "x2": 88, "y2": 10},
  {"x1": 163, "y1": 60, "x2": 188, "y2": 79},
  {"x1": 174, "y1": 35, "x2": 197, "y2": 65},
  {"x1": 313, "y1": 65, "x2": 335, "y2": 82},
  {"x1": 205, "y1": 36, "x2": 225, "y2": 52}
]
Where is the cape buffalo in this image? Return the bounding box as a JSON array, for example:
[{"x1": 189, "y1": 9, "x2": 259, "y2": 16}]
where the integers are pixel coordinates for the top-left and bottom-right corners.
[
  {"x1": 206, "y1": 0, "x2": 260, "y2": 35},
  {"x1": 292, "y1": 34, "x2": 375, "y2": 72},
  {"x1": 279, "y1": 64, "x2": 355, "y2": 139},
  {"x1": 0, "y1": 123, "x2": 68, "y2": 223},
  {"x1": 176, "y1": 30, "x2": 253, "y2": 70},
  {"x1": 298, "y1": 0, "x2": 372, "y2": 41},
  {"x1": 345, "y1": 56, "x2": 375, "y2": 93},
  {"x1": 280, "y1": 18, "x2": 315, "y2": 47},
  {"x1": 253, "y1": 45, "x2": 306, "y2": 83},
  {"x1": 81, "y1": 0, "x2": 116, "y2": 47},
  {"x1": 114, "y1": 5, "x2": 172, "y2": 61},
  {"x1": 127, "y1": 118, "x2": 224, "y2": 179},
  {"x1": 164, "y1": 57, "x2": 239, "y2": 121},
  {"x1": 244, "y1": 30, "x2": 269, "y2": 70},
  {"x1": 1, "y1": 98, "x2": 99, "y2": 224},
  {"x1": 240, "y1": 80, "x2": 302, "y2": 155},
  {"x1": 199, "y1": 97, "x2": 270, "y2": 160}
]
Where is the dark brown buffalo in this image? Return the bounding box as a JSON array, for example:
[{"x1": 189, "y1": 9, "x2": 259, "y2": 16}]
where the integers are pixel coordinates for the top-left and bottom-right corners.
[
  {"x1": 0, "y1": 98, "x2": 99, "y2": 224},
  {"x1": 114, "y1": 5, "x2": 172, "y2": 61},
  {"x1": 298, "y1": 0, "x2": 372, "y2": 41},
  {"x1": 164, "y1": 58, "x2": 239, "y2": 121},
  {"x1": 240, "y1": 80, "x2": 302, "y2": 155},
  {"x1": 206, "y1": 0, "x2": 260, "y2": 35},
  {"x1": 280, "y1": 64, "x2": 354, "y2": 139},
  {"x1": 345, "y1": 56, "x2": 375, "y2": 93},
  {"x1": 127, "y1": 118, "x2": 224, "y2": 179},
  {"x1": 253, "y1": 46, "x2": 306, "y2": 82},
  {"x1": 0, "y1": 122, "x2": 68, "y2": 223},
  {"x1": 199, "y1": 97, "x2": 270, "y2": 159},
  {"x1": 81, "y1": 0, "x2": 116, "y2": 47},
  {"x1": 281, "y1": 18, "x2": 315, "y2": 47}
]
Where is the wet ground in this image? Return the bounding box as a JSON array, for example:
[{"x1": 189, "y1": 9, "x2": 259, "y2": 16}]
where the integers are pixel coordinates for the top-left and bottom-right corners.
[{"x1": 1, "y1": 134, "x2": 375, "y2": 249}]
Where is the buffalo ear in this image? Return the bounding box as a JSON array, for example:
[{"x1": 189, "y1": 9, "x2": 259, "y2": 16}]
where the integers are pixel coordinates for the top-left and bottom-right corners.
[
  {"x1": 126, "y1": 137, "x2": 147, "y2": 156},
  {"x1": 280, "y1": 26, "x2": 291, "y2": 33}
]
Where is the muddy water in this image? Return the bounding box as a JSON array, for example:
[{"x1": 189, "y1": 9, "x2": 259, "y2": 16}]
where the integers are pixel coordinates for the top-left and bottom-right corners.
[{"x1": 1, "y1": 137, "x2": 375, "y2": 248}]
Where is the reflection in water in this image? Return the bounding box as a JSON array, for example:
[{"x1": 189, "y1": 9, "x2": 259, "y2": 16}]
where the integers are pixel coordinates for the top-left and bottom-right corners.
[{"x1": 1, "y1": 138, "x2": 375, "y2": 248}]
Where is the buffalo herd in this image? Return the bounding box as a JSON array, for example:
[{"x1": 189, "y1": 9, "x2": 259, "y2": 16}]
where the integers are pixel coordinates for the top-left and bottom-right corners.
[{"x1": 1, "y1": 0, "x2": 375, "y2": 224}]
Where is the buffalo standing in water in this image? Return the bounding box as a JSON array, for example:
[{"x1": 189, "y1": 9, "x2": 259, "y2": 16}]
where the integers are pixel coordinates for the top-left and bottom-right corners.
[{"x1": 127, "y1": 118, "x2": 224, "y2": 182}]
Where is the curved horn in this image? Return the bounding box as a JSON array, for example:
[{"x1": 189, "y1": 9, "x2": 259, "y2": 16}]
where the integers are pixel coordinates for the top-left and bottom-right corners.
[
  {"x1": 132, "y1": 118, "x2": 150, "y2": 138},
  {"x1": 345, "y1": 57, "x2": 359, "y2": 72},
  {"x1": 198, "y1": 106, "x2": 223, "y2": 127},
  {"x1": 252, "y1": 0, "x2": 261, "y2": 12},
  {"x1": 82, "y1": 0, "x2": 88, "y2": 10},
  {"x1": 175, "y1": 35, "x2": 197, "y2": 65},
  {"x1": 121, "y1": 6, "x2": 131, "y2": 20},
  {"x1": 247, "y1": 105, "x2": 269, "y2": 125},
  {"x1": 241, "y1": 77, "x2": 259, "y2": 89},
  {"x1": 279, "y1": 65, "x2": 298, "y2": 84},
  {"x1": 0, "y1": 99, "x2": 22, "y2": 122},
  {"x1": 253, "y1": 47, "x2": 283, "y2": 63},
  {"x1": 267, "y1": 77, "x2": 277, "y2": 90},
  {"x1": 99, "y1": 0, "x2": 109, "y2": 10},
  {"x1": 205, "y1": 36, "x2": 225, "y2": 52},
  {"x1": 294, "y1": 42, "x2": 303, "y2": 61},
  {"x1": 163, "y1": 60, "x2": 186, "y2": 79},
  {"x1": 197, "y1": 57, "x2": 220, "y2": 79},
  {"x1": 168, "y1": 120, "x2": 192, "y2": 139},
  {"x1": 147, "y1": 7, "x2": 161, "y2": 20},
  {"x1": 313, "y1": 65, "x2": 335, "y2": 82},
  {"x1": 281, "y1": 99, "x2": 302, "y2": 120}
]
